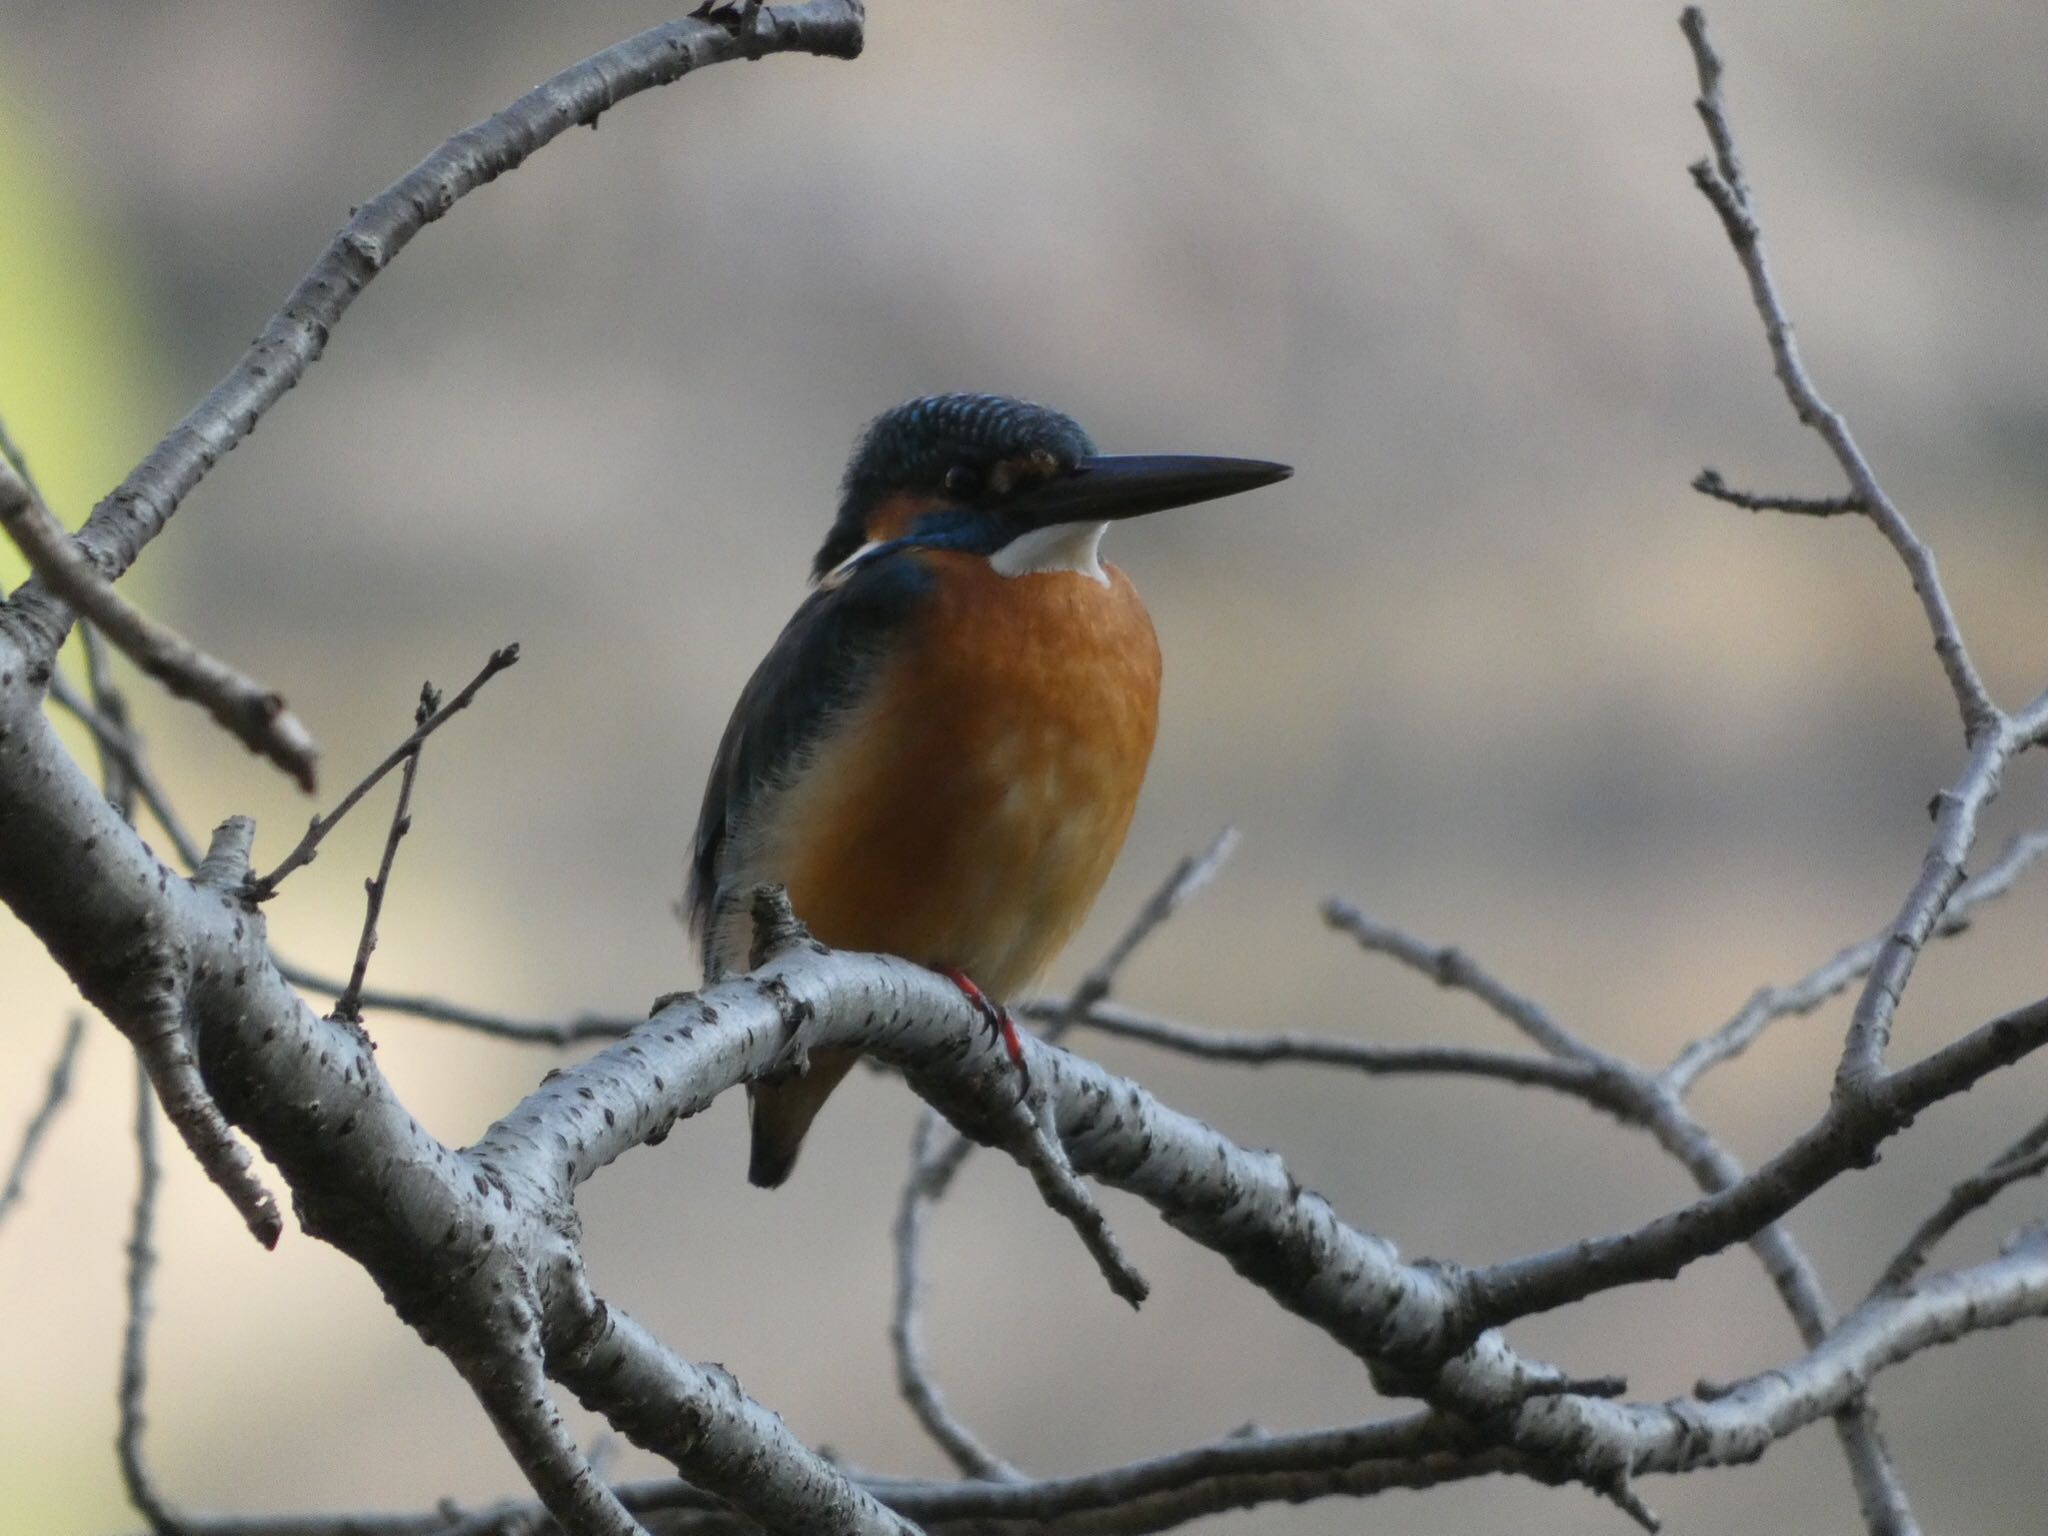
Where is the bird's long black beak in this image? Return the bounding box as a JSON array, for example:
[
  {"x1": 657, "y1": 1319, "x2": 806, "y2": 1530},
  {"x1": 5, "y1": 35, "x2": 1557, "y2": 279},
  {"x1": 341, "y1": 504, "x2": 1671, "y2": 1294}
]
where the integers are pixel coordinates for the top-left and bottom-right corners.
[{"x1": 1009, "y1": 454, "x2": 1292, "y2": 529}]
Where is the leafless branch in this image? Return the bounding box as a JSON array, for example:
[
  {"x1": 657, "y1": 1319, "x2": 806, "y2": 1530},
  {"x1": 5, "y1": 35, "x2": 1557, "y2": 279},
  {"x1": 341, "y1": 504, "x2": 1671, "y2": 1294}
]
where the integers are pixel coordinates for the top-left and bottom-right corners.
[
  {"x1": 273, "y1": 961, "x2": 638, "y2": 1045},
  {"x1": 122, "y1": 819, "x2": 284, "y2": 1248},
  {"x1": 331, "y1": 682, "x2": 438, "y2": 1024},
  {"x1": 1665, "y1": 830, "x2": 2048, "y2": 1094},
  {"x1": 251, "y1": 646, "x2": 518, "y2": 897},
  {"x1": 459, "y1": 1340, "x2": 644, "y2": 1536},
  {"x1": 1679, "y1": 5, "x2": 1995, "y2": 741},
  {"x1": 1874, "y1": 1111, "x2": 2048, "y2": 1296},
  {"x1": 1012, "y1": 1093, "x2": 1149, "y2": 1308},
  {"x1": 0, "y1": 1, "x2": 866, "y2": 673},
  {"x1": 0, "y1": 453, "x2": 319, "y2": 790},
  {"x1": 1680, "y1": 5, "x2": 2035, "y2": 1102},
  {"x1": 890, "y1": 1111, "x2": 1025, "y2": 1482},
  {"x1": 1462, "y1": 987, "x2": 2048, "y2": 1329},
  {"x1": 1692, "y1": 467, "x2": 1863, "y2": 516},
  {"x1": 46, "y1": 673, "x2": 207, "y2": 870},
  {"x1": 121, "y1": 1414, "x2": 1509, "y2": 1536},
  {"x1": 1321, "y1": 897, "x2": 1596, "y2": 1061},
  {"x1": 885, "y1": 839, "x2": 1245, "y2": 1477},
  {"x1": 1310, "y1": 887, "x2": 1913, "y2": 1523},
  {"x1": 119, "y1": 1059, "x2": 182, "y2": 1535},
  {"x1": 6, "y1": 7, "x2": 2048, "y2": 1534},
  {"x1": 1037, "y1": 997, "x2": 1645, "y2": 1118},
  {"x1": 1043, "y1": 827, "x2": 1238, "y2": 1042},
  {"x1": 0, "y1": 1013, "x2": 87, "y2": 1233}
]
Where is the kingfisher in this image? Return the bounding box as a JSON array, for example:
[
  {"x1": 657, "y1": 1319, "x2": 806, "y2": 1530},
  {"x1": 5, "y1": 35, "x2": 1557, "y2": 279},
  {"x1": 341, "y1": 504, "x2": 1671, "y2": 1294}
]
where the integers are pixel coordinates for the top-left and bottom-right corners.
[{"x1": 687, "y1": 393, "x2": 1290, "y2": 1188}]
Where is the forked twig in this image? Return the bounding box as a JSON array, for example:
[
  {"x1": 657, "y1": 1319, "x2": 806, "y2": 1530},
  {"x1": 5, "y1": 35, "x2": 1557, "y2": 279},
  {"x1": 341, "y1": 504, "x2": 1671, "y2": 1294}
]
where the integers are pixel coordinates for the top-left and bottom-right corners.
[
  {"x1": 251, "y1": 646, "x2": 518, "y2": 897},
  {"x1": 331, "y1": 682, "x2": 440, "y2": 1024},
  {"x1": 1873, "y1": 1111, "x2": 2048, "y2": 1296},
  {"x1": 1045, "y1": 827, "x2": 1239, "y2": 1042},
  {"x1": 1666, "y1": 831, "x2": 2048, "y2": 1094}
]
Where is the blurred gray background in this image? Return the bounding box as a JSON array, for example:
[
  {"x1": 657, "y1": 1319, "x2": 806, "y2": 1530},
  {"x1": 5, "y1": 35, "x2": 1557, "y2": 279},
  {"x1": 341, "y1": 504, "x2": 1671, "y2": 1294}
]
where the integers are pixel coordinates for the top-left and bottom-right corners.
[{"x1": 3, "y1": 3, "x2": 2048, "y2": 1532}]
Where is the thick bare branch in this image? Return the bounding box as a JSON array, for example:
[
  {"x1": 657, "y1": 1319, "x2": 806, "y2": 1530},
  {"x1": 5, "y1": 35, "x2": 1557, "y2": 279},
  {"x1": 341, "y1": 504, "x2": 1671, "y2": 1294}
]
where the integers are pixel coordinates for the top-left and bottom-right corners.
[
  {"x1": 0, "y1": 1, "x2": 864, "y2": 671},
  {"x1": 1260, "y1": 881, "x2": 1914, "y2": 1521},
  {"x1": 1462, "y1": 988, "x2": 2048, "y2": 1329},
  {"x1": 1529, "y1": 1241, "x2": 2048, "y2": 1484},
  {"x1": 550, "y1": 1291, "x2": 918, "y2": 1536},
  {"x1": 118, "y1": 1234, "x2": 2048, "y2": 1536},
  {"x1": 0, "y1": 455, "x2": 318, "y2": 790},
  {"x1": 460, "y1": 1341, "x2": 644, "y2": 1536},
  {"x1": 46, "y1": 673, "x2": 208, "y2": 870}
]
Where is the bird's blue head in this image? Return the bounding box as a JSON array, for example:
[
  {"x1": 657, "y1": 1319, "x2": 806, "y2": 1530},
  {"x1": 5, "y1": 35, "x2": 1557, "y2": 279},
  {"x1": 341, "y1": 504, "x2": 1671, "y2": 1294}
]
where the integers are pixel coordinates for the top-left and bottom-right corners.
[{"x1": 813, "y1": 393, "x2": 1290, "y2": 582}]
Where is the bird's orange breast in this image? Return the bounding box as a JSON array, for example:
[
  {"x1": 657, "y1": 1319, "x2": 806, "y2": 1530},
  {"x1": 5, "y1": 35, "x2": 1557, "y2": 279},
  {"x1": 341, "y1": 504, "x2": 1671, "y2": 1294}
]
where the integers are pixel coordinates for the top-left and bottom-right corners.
[{"x1": 767, "y1": 552, "x2": 1160, "y2": 999}]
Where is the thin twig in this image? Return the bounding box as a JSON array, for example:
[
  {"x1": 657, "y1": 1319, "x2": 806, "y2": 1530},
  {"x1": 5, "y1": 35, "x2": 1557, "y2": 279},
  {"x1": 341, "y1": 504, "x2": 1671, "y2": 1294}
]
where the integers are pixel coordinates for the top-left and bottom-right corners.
[
  {"x1": 1665, "y1": 831, "x2": 2048, "y2": 1094},
  {"x1": 1031, "y1": 998, "x2": 1645, "y2": 1121},
  {"x1": 122, "y1": 1412, "x2": 1506, "y2": 1536},
  {"x1": 1680, "y1": 5, "x2": 1996, "y2": 740},
  {"x1": 1044, "y1": 827, "x2": 1238, "y2": 1043},
  {"x1": 0, "y1": 1014, "x2": 88, "y2": 1232},
  {"x1": 0, "y1": 411, "x2": 46, "y2": 602},
  {"x1": 1320, "y1": 898, "x2": 1596, "y2": 1062},
  {"x1": 1463, "y1": 988, "x2": 2048, "y2": 1328},
  {"x1": 46, "y1": 673, "x2": 207, "y2": 870},
  {"x1": 1682, "y1": 6, "x2": 2024, "y2": 1108},
  {"x1": 0, "y1": 454, "x2": 320, "y2": 792},
  {"x1": 332, "y1": 683, "x2": 439, "y2": 1024},
  {"x1": 78, "y1": 620, "x2": 138, "y2": 815},
  {"x1": 889, "y1": 1111, "x2": 1025, "y2": 1481},
  {"x1": 1692, "y1": 467, "x2": 1863, "y2": 517},
  {"x1": 251, "y1": 646, "x2": 518, "y2": 897},
  {"x1": 274, "y1": 960, "x2": 637, "y2": 1045},
  {"x1": 119, "y1": 1058, "x2": 182, "y2": 1535},
  {"x1": 1873, "y1": 1111, "x2": 2048, "y2": 1296}
]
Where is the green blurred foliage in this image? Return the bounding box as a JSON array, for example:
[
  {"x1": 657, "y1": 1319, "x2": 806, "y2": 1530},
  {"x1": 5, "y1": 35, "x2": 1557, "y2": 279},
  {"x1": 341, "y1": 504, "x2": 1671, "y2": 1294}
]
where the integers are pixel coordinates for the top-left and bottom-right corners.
[{"x1": 0, "y1": 95, "x2": 160, "y2": 583}]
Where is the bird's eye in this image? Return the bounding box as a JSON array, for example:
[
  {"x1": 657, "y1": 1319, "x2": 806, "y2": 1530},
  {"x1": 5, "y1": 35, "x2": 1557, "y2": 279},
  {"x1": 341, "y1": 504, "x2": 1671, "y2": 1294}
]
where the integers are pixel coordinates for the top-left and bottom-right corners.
[{"x1": 943, "y1": 464, "x2": 981, "y2": 500}]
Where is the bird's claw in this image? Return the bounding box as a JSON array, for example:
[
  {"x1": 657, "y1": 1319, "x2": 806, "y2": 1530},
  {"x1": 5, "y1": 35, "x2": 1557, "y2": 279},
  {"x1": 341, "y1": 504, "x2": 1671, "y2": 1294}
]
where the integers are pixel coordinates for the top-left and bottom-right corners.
[{"x1": 941, "y1": 966, "x2": 1032, "y2": 1099}]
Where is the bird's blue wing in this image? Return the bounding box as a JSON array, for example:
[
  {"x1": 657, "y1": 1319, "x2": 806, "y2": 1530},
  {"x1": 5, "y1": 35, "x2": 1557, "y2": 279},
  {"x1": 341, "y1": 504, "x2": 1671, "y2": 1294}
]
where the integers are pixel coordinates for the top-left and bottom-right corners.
[{"x1": 686, "y1": 551, "x2": 933, "y2": 964}]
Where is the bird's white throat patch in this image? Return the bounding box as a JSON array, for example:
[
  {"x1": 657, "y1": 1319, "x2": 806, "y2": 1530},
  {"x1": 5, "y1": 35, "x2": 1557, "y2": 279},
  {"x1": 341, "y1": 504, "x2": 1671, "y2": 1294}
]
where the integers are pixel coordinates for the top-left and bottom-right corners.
[{"x1": 990, "y1": 520, "x2": 1109, "y2": 583}]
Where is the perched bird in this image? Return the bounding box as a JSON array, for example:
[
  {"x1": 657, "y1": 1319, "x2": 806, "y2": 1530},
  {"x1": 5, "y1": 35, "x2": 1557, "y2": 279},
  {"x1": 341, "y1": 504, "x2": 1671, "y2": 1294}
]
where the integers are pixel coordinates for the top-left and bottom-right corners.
[{"x1": 687, "y1": 394, "x2": 1289, "y2": 1187}]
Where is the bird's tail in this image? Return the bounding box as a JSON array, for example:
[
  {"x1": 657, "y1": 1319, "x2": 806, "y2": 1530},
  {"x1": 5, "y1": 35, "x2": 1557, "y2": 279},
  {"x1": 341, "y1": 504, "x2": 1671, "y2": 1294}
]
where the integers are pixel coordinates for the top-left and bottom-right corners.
[{"x1": 746, "y1": 1046, "x2": 860, "y2": 1188}]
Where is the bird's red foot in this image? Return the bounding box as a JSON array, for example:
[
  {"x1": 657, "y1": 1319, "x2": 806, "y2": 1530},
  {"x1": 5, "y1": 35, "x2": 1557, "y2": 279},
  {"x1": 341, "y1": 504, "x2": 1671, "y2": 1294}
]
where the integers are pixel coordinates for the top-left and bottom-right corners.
[{"x1": 941, "y1": 966, "x2": 1031, "y2": 1096}]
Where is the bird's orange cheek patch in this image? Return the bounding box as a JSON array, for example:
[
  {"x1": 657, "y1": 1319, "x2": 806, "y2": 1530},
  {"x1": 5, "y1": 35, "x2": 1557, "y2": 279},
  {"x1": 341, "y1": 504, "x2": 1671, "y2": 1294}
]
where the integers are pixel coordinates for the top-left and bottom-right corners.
[{"x1": 865, "y1": 490, "x2": 946, "y2": 545}]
